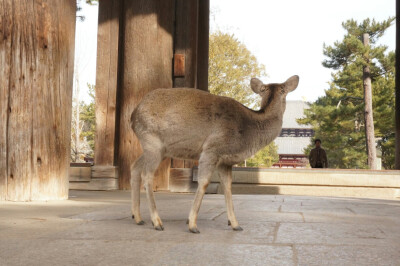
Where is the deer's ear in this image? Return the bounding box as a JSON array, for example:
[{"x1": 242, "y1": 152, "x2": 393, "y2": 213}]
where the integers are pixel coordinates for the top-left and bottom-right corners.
[
  {"x1": 283, "y1": 75, "x2": 299, "y2": 92},
  {"x1": 250, "y1": 78, "x2": 264, "y2": 94}
]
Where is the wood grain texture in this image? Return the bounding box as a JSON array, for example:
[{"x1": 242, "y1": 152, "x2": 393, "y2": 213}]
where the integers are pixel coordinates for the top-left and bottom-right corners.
[
  {"x1": 173, "y1": 0, "x2": 198, "y2": 88},
  {"x1": 69, "y1": 167, "x2": 92, "y2": 182},
  {"x1": 69, "y1": 178, "x2": 118, "y2": 190},
  {"x1": 196, "y1": 0, "x2": 210, "y2": 91},
  {"x1": 117, "y1": 0, "x2": 175, "y2": 190},
  {"x1": 91, "y1": 165, "x2": 118, "y2": 178},
  {"x1": 169, "y1": 168, "x2": 196, "y2": 192},
  {"x1": 94, "y1": 0, "x2": 120, "y2": 166},
  {"x1": 170, "y1": 0, "x2": 202, "y2": 170},
  {"x1": 0, "y1": 0, "x2": 12, "y2": 200},
  {"x1": 174, "y1": 54, "x2": 185, "y2": 77},
  {"x1": 0, "y1": 0, "x2": 75, "y2": 201}
]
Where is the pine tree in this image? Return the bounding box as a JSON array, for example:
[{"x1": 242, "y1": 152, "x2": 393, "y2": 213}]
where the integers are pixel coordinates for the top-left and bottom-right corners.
[
  {"x1": 80, "y1": 84, "x2": 96, "y2": 156},
  {"x1": 298, "y1": 18, "x2": 395, "y2": 169}
]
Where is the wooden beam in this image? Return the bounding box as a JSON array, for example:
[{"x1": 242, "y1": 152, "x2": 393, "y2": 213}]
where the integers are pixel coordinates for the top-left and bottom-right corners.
[
  {"x1": 0, "y1": 0, "x2": 75, "y2": 201},
  {"x1": 94, "y1": 0, "x2": 120, "y2": 166},
  {"x1": 117, "y1": 0, "x2": 175, "y2": 190}
]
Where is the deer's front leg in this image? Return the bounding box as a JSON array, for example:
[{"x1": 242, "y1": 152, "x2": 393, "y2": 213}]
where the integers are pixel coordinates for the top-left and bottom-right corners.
[
  {"x1": 188, "y1": 157, "x2": 216, "y2": 234},
  {"x1": 218, "y1": 164, "x2": 242, "y2": 231}
]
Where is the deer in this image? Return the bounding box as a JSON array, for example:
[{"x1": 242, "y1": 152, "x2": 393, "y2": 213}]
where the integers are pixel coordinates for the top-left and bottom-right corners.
[{"x1": 130, "y1": 75, "x2": 299, "y2": 233}]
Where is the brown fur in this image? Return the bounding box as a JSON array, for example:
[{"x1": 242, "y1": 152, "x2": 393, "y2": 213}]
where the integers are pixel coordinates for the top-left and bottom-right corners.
[{"x1": 130, "y1": 75, "x2": 299, "y2": 233}]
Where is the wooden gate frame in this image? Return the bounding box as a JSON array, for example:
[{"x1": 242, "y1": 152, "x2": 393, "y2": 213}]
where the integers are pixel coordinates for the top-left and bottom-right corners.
[{"x1": 93, "y1": 0, "x2": 210, "y2": 190}]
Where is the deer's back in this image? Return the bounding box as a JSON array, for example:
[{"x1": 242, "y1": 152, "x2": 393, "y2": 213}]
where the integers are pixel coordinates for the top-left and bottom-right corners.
[{"x1": 131, "y1": 88, "x2": 251, "y2": 160}]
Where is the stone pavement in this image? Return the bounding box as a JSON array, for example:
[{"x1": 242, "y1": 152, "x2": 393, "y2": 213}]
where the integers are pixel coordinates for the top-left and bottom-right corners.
[{"x1": 1, "y1": 190, "x2": 400, "y2": 266}]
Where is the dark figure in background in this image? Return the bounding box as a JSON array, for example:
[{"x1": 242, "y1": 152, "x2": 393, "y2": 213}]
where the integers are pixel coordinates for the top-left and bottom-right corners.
[{"x1": 309, "y1": 139, "x2": 328, "y2": 168}]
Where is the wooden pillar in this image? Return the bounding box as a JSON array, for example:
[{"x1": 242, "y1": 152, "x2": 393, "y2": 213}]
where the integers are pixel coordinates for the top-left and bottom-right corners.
[
  {"x1": 172, "y1": 0, "x2": 209, "y2": 92},
  {"x1": 173, "y1": 0, "x2": 199, "y2": 89},
  {"x1": 171, "y1": 0, "x2": 199, "y2": 169},
  {"x1": 117, "y1": 0, "x2": 175, "y2": 190},
  {"x1": 197, "y1": 0, "x2": 210, "y2": 92},
  {"x1": 0, "y1": 0, "x2": 76, "y2": 201},
  {"x1": 170, "y1": 0, "x2": 209, "y2": 172},
  {"x1": 395, "y1": 0, "x2": 400, "y2": 169},
  {"x1": 94, "y1": 0, "x2": 120, "y2": 166}
]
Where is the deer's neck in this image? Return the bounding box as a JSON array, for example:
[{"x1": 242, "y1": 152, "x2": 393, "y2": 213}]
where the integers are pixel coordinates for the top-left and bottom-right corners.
[{"x1": 248, "y1": 98, "x2": 285, "y2": 148}]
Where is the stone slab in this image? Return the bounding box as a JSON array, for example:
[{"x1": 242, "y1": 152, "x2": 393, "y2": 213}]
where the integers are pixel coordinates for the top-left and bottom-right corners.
[
  {"x1": 1, "y1": 190, "x2": 399, "y2": 265},
  {"x1": 210, "y1": 168, "x2": 400, "y2": 188},
  {"x1": 227, "y1": 184, "x2": 400, "y2": 200}
]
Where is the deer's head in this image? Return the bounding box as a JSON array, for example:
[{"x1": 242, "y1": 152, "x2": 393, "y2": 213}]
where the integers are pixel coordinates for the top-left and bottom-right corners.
[{"x1": 250, "y1": 75, "x2": 299, "y2": 112}]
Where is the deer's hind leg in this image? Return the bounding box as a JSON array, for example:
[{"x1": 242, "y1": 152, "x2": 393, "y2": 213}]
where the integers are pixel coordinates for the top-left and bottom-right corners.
[
  {"x1": 218, "y1": 164, "x2": 242, "y2": 231},
  {"x1": 131, "y1": 155, "x2": 145, "y2": 225},
  {"x1": 141, "y1": 147, "x2": 165, "y2": 231}
]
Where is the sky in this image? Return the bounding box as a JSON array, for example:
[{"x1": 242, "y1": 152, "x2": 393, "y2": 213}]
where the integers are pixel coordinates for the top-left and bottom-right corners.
[
  {"x1": 74, "y1": 0, "x2": 396, "y2": 103},
  {"x1": 73, "y1": 2, "x2": 99, "y2": 103}
]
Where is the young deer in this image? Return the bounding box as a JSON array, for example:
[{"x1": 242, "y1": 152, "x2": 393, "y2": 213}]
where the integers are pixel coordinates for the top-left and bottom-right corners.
[{"x1": 130, "y1": 75, "x2": 299, "y2": 233}]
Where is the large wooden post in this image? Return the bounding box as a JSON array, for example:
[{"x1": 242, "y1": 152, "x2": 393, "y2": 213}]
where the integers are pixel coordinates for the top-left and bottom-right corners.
[
  {"x1": 170, "y1": 0, "x2": 209, "y2": 170},
  {"x1": 169, "y1": 0, "x2": 209, "y2": 191},
  {"x1": 117, "y1": 0, "x2": 175, "y2": 190},
  {"x1": 395, "y1": 0, "x2": 400, "y2": 169},
  {"x1": 94, "y1": 0, "x2": 120, "y2": 167},
  {"x1": 0, "y1": 0, "x2": 76, "y2": 201},
  {"x1": 173, "y1": 0, "x2": 199, "y2": 89},
  {"x1": 197, "y1": 0, "x2": 210, "y2": 92},
  {"x1": 171, "y1": 0, "x2": 199, "y2": 169}
]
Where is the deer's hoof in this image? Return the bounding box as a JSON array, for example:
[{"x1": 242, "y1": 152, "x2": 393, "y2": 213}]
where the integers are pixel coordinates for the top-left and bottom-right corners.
[
  {"x1": 233, "y1": 226, "x2": 243, "y2": 231},
  {"x1": 228, "y1": 220, "x2": 231, "y2": 226},
  {"x1": 186, "y1": 219, "x2": 189, "y2": 225},
  {"x1": 132, "y1": 215, "x2": 134, "y2": 219},
  {"x1": 189, "y1": 227, "x2": 200, "y2": 234},
  {"x1": 154, "y1": 225, "x2": 164, "y2": 231},
  {"x1": 136, "y1": 220, "x2": 145, "y2": 225}
]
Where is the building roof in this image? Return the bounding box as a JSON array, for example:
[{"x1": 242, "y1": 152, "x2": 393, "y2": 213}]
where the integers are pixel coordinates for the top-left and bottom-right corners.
[
  {"x1": 274, "y1": 136, "x2": 311, "y2": 154},
  {"x1": 282, "y1": 101, "x2": 310, "y2": 129}
]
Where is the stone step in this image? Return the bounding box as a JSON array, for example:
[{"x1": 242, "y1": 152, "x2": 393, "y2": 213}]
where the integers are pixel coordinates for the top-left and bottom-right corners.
[
  {"x1": 209, "y1": 168, "x2": 400, "y2": 188},
  {"x1": 217, "y1": 183, "x2": 400, "y2": 199}
]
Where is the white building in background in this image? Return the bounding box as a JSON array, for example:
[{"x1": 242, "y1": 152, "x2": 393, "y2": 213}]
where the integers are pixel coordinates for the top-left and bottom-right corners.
[{"x1": 273, "y1": 101, "x2": 314, "y2": 168}]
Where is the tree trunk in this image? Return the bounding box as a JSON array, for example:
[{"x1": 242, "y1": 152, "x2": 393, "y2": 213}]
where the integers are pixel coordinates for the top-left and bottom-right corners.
[
  {"x1": 395, "y1": 0, "x2": 400, "y2": 169},
  {"x1": 362, "y1": 33, "x2": 377, "y2": 170},
  {"x1": 0, "y1": 0, "x2": 76, "y2": 201},
  {"x1": 117, "y1": 0, "x2": 175, "y2": 190}
]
